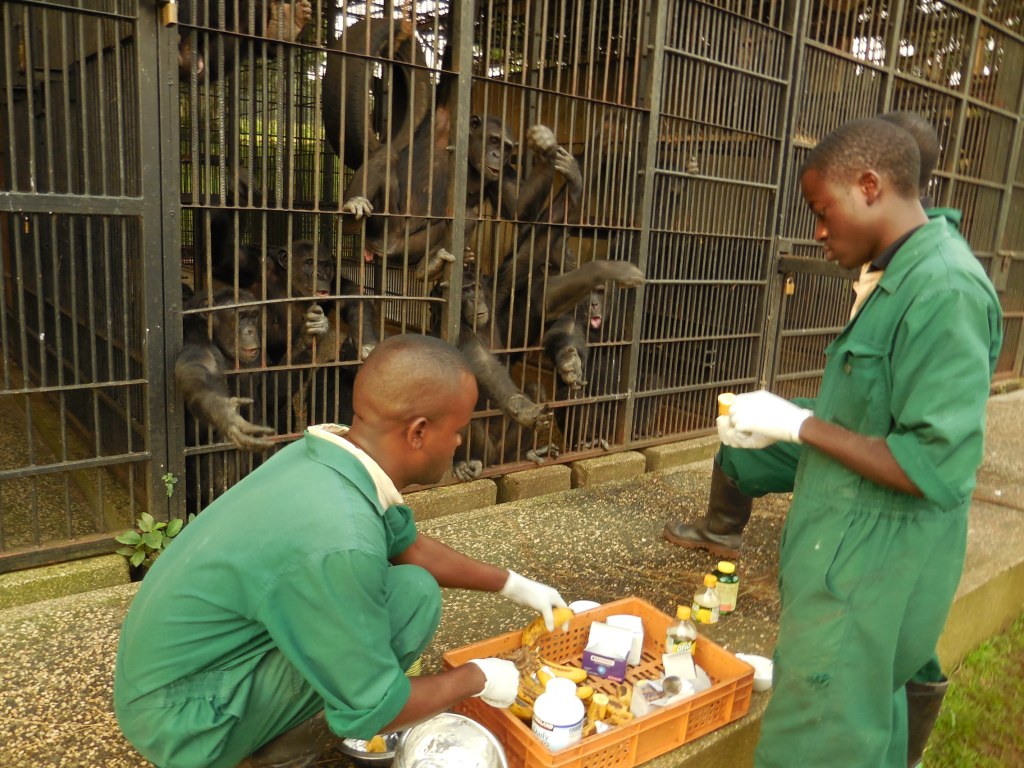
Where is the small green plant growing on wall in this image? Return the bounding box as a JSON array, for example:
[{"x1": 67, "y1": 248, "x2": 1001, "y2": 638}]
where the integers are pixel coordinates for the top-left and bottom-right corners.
[{"x1": 116, "y1": 512, "x2": 184, "y2": 573}]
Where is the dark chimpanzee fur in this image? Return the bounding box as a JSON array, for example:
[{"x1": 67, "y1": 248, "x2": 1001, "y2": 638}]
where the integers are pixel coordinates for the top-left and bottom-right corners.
[
  {"x1": 176, "y1": 0, "x2": 312, "y2": 83},
  {"x1": 341, "y1": 113, "x2": 571, "y2": 280},
  {"x1": 176, "y1": 286, "x2": 273, "y2": 451}
]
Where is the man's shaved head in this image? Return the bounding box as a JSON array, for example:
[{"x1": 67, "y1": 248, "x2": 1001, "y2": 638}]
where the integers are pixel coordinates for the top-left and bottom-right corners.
[{"x1": 353, "y1": 334, "x2": 476, "y2": 428}]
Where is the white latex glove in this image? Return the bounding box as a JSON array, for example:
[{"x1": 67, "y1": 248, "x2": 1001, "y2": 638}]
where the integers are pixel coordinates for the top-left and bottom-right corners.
[
  {"x1": 728, "y1": 390, "x2": 813, "y2": 444},
  {"x1": 467, "y1": 658, "x2": 520, "y2": 708},
  {"x1": 716, "y1": 415, "x2": 778, "y2": 450},
  {"x1": 500, "y1": 570, "x2": 568, "y2": 632}
]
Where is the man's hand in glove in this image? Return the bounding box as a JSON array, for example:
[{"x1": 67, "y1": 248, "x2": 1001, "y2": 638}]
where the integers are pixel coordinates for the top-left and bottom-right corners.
[
  {"x1": 500, "y1": 570, "x2": 567, "y2": 631},
  {"x1": 717, "y1": 415, "x2": 779, "y2": 449},
  {"x1": 467, "y1": 658, "x2": 520, "y2": 708},
  {"x1": 727, "y1": 390, "x2": 812, "y2": 444}
]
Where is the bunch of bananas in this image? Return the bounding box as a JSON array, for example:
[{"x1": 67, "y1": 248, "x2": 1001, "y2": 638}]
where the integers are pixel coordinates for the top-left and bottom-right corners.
[{"x1": 503, "y1": 609, "x2": 634, "y2": 737}]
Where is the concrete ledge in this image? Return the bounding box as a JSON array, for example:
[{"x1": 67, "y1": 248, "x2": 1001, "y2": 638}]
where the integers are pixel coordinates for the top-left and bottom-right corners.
[
  {"x1": 938, "y1": 548, "x2": 1024, "y2": 671},
  {"x1": 570, "y1": 451, "x2": 647, "y2": 488},
  {"x1": 497, "y1": 464, "x2": 572, "y2": 503},
  {"x1": 0, "y1": 554, "x2": 130, "y2": 611},
  {"x1": 405, "y1": 479, "x2": 497, "y2": 522},
  {"x1": 643, "y1": 436, "x2": 720, "y2": 473}
]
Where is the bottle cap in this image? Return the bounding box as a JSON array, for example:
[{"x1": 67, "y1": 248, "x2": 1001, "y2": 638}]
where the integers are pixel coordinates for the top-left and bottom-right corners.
[
  {"x1": 704, "y1": 573, "x2": 718, "y2": 588},
  {"x1": 545, "y1": 677, "x2": 577, "y2": 697},
  {"x1": 676, "y1": 605, "x2": 692, "y2": 621},
  {"x1": 716, "y1": 561, "x2": 735, "y2": 574},
  {"x1": 717, "y1": 392, "x2": 736, "y2": 417}
]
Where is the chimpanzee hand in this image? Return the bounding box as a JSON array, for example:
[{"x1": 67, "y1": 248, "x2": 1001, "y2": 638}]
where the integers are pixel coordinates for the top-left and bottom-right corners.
[
  {"x1": 551, "y1": 147, "x2": 582, "y2": 189},
  {"x1": 304, "y1": 304, "x2": 328, "y2": 337},
  {"x1": 453, "y1": 459, "x2": 483, "y2": 482},
  {"x1": 221, "y1": 397, "x2": 276, "y2": 450},
  {"x1": 505, "y1": 394, "x2": 551, "y2": 429},
  {"x1": 555, "y1": 347, "x2": 586, "y2": 390},
  {"x1": 342, "y1": 196, "x2": 374, "y2": 220}
]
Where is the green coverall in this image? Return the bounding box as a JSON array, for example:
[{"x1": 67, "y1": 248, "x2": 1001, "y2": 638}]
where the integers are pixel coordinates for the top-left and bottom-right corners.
[
  {"x1": 114, "y1": 430, "x2": 437, "y2": 768},
  {"x1": 747, "y1": 217, "x2": 1002, "y2": 767},
  {"x1": 718, "y1": 209, "x2": 971, "y2": 682}
]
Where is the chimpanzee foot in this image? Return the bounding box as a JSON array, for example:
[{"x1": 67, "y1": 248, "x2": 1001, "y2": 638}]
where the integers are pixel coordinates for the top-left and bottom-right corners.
[
  {"x1": 602, "y1": 261, "x2": 645, "y2": 288},
  {"x1": 555, "y1": 348, "x2": 586, "y2": 391},
  {"x1": 342, "y1": 196, "x2": 373, "y2": 220},
  {"x1": 412, "y1": 247, "x2": 455, "y2": 284},
  {"x1": 265, "y1": 0, "x2": 312, "y2": 41},
  {"x1": 453, "y1": 459, "x2": 483, "y2": 482},
  {"x1": 525, "y1": 444, "x2": 559, "y2": 464},
  {"x1": 505, "y1": 394, "x2": 550, "y2": 428}
]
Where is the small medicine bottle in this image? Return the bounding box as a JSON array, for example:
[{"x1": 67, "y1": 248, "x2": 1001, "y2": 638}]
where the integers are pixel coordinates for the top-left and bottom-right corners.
[
  {"x1": 532, "y1": 677, "x2": 585, "y2": 751},
  {"x1": 713, "y1": 560, "x2": 739, "y2": 615},
  {"x1": 665, "y1": 604, "x2": 698, "y2": 656},
  {"x1": 692, "y1": 573, "x2": 721, "y2": 625}
]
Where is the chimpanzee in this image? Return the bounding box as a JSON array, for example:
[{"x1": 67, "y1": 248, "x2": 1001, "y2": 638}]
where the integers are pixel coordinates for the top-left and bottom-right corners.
[
  {"x1": 340, "y1": 115, "x2": 578, "y2": 273},
  {"x1": 176, "y1": 0, "x2": 312, "y2": 82},
  {"x1": 435, "y1": 265, "x2": 550, "y2": 429},
  {"x1": 176, "y1": 286, "x2": 275, "y2": 451}
]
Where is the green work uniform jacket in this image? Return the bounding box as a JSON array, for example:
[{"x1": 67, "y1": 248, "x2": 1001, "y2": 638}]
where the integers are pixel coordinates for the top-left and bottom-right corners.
[
  {"x1": 114, "y1": 431, "x2": 420, "y2": 767},
  {"x1": 756, "y1": 216, "x2": 1003, "y2": 767}
]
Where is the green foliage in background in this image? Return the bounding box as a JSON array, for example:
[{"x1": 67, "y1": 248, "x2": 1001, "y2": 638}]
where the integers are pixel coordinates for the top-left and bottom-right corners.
[
  {"x1": 115, "y1": 512, "x2": 184, "y2": 571},
  {"x1": 924, "y1": 611, "x2": 1024, "y2": 767}
]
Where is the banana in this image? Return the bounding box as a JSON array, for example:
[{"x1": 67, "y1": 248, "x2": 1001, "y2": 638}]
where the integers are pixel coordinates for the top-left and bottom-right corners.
[
  {"x1": 587, "y1": 692, "x2": 609, "y2": 722},
  {"x1": 517, "y1": 673, "x2": 545, "y2": 705},
  {"x1": 507, "y1": 698, "x2": 534, "y2": 722},
  {"x1": 611, "y1": 681, "x2": 633, "y2": 709},
  {"x1": 521, "y1": 607, "x2": 576, "y2": 647},
  {"x1": 536, "y1": 666, "x2": 555, "y2": 688},
  {"x1": 606, "y1": 705, "x2": 634, "y2": 726},
  {"x1": 538, "y1": 657, "x2": 589, "y2": 684},
  {"x1": 576, "y1": 685, "x2": 595, "y2": 706}
]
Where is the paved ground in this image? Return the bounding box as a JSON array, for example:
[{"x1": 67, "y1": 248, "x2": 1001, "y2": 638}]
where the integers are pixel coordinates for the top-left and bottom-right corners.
[{"x1": 1, "y1": 390, "x2": 1022, "y2": 768}]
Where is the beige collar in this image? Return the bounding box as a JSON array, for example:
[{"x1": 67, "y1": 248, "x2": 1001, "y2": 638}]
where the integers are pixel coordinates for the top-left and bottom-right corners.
[{"x1": 307, "y1": 424, "x2": 405, "y2": 509}]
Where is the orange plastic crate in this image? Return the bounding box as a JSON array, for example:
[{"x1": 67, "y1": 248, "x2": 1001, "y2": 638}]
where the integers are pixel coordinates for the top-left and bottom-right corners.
[{"x1": 442, "y1": 597, "x2": 754, "y2": 768}]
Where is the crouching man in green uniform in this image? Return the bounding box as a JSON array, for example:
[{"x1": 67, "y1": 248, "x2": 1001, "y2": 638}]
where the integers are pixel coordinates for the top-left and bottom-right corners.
[
  {"x1": 712, "y1": 119, "x2": 1002, "y2": 767},
  {"x1": 114, "y1": 334, "x2": 568, "y2": 768}
]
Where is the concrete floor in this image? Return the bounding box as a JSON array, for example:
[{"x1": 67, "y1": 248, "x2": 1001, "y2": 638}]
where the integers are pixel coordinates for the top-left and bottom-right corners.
[{"x1": 1, "y1": 390, "x2": 1022, "y2": 768}]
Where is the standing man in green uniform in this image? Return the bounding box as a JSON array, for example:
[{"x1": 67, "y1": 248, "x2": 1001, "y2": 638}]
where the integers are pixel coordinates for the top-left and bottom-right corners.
[
  {"x1": 115, "y1": 334, "x2": 569, "y2": 768},
  {"x1": 714, "y1": 119, "x2": 1002, "y2": 767},
  {"x1": 663, "y1": 111, "x2": 978, "y2": 766}
]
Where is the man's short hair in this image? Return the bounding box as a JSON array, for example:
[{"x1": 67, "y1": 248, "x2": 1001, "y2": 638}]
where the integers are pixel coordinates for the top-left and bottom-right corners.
[
  {"x1": 877, "y1": 111, "x2": 940, "y2": 189},
  {"x1": 355, "y1": 334, "x2": 475, "y2": 424},
  {"x1": 801, "y1": 118, "x2": 921, "y2": 199}
]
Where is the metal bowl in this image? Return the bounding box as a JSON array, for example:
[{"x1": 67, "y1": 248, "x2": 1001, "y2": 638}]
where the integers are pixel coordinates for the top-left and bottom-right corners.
[
  {"x1": 394, "y1": 712, "x2": 508, "y2": 768},
  {"x1": 338, "y1": 731, "x2": 401, "y2": 766}
]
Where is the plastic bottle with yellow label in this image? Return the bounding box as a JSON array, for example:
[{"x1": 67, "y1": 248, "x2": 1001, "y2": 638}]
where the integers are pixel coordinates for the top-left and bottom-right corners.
[{"x1": 692, "y1": 573, "x2": 721, "y2": 625}]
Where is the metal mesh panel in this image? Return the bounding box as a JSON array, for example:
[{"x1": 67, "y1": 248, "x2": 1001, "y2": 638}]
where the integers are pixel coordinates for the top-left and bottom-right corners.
[
  {"x1": 971, "y1": 23, "x2": 1024, "y2": 110},
  {"x1": 0, "y1": 0, "x2": 140, "y2": 196},
  {"x1": 637, "y1": 1, "x2": 793, "y2": 442},
  {"x1": 895, "y1": 2, "x2": 973, "y2": 91}
]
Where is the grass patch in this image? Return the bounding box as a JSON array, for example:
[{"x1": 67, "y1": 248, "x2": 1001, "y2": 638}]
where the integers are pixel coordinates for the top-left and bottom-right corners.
[{"x1": 925, "y1": 610, "x2": 1024, "y2": 767}]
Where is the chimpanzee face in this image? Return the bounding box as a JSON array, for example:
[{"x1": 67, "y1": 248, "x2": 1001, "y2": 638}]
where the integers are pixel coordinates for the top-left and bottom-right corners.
[
  {"x1": 278, "y1": 241, "x2": 335, "y2": 297},
  {"x1": 206, "y1": 292, "x2": 260, "y2": 367},
  {"x1": 469, "y1": 115, "x2": 515, "y2": 180}
]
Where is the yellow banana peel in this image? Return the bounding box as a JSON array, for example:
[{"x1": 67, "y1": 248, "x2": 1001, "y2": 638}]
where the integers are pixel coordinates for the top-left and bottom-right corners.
[{"x1": 521, "y1": 607, "x2": 576, "y2": 647}]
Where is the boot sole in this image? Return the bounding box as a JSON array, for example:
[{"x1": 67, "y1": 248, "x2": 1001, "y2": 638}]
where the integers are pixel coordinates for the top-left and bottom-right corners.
[{"x1": 662, "y1": 525, "x2": 740, "y2": 560}]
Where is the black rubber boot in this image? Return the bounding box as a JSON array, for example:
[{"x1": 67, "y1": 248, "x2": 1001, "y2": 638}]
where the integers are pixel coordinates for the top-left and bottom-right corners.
[
  {"x1": 906, "y1": 678, "x2": 948, "y2": 768},
  {"x1": 663, "y1": 459, "x2": 753, "y2": 559},
  {"x1": 236, "y1": 712, "x2": 341, "y2": 768}
]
